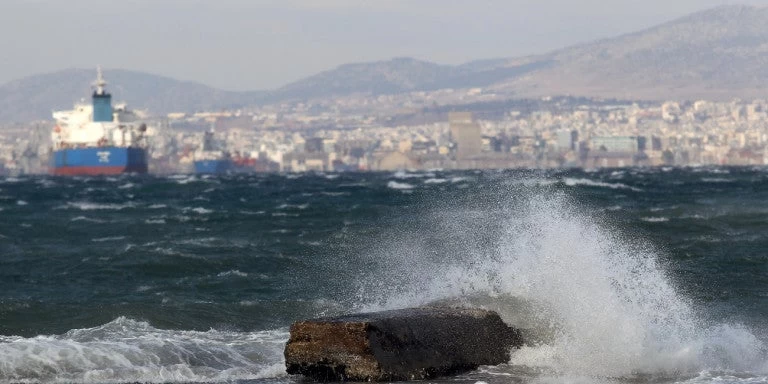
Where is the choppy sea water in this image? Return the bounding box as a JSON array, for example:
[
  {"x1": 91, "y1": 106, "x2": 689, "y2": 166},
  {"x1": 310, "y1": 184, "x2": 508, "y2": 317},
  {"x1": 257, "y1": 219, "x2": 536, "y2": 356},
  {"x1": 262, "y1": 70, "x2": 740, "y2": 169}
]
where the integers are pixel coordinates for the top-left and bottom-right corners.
[{"x1": 1, "y1": 168, "x2": 768, "y2": 384}]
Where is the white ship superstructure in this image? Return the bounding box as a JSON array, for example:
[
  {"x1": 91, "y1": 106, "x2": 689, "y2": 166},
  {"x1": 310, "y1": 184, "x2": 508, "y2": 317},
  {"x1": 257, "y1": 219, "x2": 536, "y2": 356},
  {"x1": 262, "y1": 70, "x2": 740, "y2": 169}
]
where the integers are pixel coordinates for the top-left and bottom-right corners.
[{"x1": 51, "y1": 68, "x2": 148, "y2": 150}]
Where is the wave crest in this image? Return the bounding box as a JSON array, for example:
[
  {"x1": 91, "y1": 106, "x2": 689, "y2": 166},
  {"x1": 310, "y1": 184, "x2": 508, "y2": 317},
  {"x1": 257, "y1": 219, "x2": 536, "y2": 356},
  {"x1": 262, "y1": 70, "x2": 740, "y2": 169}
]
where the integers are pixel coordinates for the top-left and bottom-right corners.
[{"x1": 0, "y1": 317, "x2": 288, "y2": 383}]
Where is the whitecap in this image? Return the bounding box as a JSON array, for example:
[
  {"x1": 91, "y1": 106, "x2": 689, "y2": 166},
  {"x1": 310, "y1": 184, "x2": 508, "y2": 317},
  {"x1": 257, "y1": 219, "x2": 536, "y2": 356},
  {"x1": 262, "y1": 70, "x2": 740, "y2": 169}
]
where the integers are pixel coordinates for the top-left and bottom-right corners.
[
  {"x1": 393, "y1": 170, "x2": 419, "y2": 179},
  {"x1": 239, "y1": 210, "x2": 265, "y2": 215},
  {"x1": 387, "y1": 181, "x2": 414, "y2": 190},
  {"x1": 321, "y1": 191, "x2": 350, "y2": 197},
  {"x1": 70, "y1": 216, "x2": 107, "y2": 223},
  {"x1": 175, "y1": 176, "x2": 198, "y2": 185},
  {"x1": 271, "y1": 212, "x2": 299, "y2": 217},
  {"x1": 563, "y1": 178, "x2": 642, "y2": 192},
  {"x1": 217, "y1": 270, "x2": 249, "y2": 278},
  {"x1": 184, "y1": 207, "x2": 213, "y2": 214},
  {"x1": 60, "y1": 202, "x2": 135, "y2": 211},
  {"x1": 640, "y1": 217, "x2": 670, "y2": 223},
  {"x1": 91, "y1": 236, "x2": 127, "y2": 242},
  {"x1": 276, "y1": 203, "x2": 309, "y2": 210}
]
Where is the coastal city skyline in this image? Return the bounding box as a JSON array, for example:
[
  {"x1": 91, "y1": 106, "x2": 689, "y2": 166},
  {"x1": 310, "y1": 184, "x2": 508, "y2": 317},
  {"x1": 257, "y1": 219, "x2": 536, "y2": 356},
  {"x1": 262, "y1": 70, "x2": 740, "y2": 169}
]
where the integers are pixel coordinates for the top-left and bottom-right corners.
[
  {"x1": 3, "y1": 0, "x2": 768, "y2": 90},
  {"x1": 5, "y1": 3, "x2": 768, "y2": 174}
]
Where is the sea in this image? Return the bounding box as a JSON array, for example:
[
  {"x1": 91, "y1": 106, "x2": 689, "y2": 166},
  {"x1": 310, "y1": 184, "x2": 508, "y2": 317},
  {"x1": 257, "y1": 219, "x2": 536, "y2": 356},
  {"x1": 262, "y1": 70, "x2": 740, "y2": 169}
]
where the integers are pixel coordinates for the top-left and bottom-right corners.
[{"x1": 1, "y1": 167, "x2": 768, "y2": 384}]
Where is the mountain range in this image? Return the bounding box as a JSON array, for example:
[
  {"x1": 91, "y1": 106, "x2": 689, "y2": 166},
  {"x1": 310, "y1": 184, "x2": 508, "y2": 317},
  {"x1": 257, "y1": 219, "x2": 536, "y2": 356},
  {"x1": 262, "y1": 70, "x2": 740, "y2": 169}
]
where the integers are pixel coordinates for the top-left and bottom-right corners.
[
  {"x1": 2, "y1": 5, "x2": 768, "y2": 123},
  {"x1": 0, "y1": 69, "x2": 266, "y2": 123}
]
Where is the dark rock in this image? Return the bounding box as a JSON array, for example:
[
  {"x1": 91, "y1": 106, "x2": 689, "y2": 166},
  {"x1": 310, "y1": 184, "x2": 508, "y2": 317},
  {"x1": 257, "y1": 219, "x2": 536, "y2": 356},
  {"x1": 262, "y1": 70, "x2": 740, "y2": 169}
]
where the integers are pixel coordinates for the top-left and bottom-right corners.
[{"x1": 284, "y1": 307, "x2": 523, "y2": 382}]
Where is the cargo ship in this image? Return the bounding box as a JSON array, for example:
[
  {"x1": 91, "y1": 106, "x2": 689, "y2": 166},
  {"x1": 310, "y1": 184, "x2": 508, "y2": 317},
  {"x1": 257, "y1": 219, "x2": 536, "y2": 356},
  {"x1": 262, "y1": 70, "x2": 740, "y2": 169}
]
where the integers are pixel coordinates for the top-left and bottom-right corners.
[
  {"x1": 193, "y1": 129, "x2": 232, "y2": 174},
  {"x1": 50, "y1": 68, "x2": 149, "y2": 175}
]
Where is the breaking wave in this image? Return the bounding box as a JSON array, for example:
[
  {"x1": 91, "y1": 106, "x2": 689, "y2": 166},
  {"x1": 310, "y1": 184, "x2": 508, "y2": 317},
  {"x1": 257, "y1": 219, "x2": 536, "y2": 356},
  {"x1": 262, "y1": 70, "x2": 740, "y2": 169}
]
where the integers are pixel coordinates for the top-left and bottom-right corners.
[
  {"x1": 358, "y1": 191, "x2": 767, "y2": 380},
  {"x1": 0, "y1": 317, "x2": 288, "y2": 383}
]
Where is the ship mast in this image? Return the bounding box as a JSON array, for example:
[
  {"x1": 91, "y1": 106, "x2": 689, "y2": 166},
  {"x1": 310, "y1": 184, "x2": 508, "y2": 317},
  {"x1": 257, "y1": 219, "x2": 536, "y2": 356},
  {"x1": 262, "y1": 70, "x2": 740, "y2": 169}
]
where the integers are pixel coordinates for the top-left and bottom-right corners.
[{"x1": 94, "y1": 66, "x2": 107, "y2": 96}]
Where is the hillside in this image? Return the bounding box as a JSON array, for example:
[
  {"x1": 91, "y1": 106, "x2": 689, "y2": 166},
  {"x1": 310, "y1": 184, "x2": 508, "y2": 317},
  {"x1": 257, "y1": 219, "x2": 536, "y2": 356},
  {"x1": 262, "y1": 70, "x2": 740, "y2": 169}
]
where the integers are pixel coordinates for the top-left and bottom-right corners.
[
  {"x1": 497, "y1": 5, "x2": 768, "y2": 100},
  {"x1": 273, "y1": 5, "x2": 768, "y2": 102},
  {"x1": 266, "y1": 57, "x2": 551, "y2": 102},
  {"x1": 0, "y1": 69, "x2": 266, "y2": 123}
]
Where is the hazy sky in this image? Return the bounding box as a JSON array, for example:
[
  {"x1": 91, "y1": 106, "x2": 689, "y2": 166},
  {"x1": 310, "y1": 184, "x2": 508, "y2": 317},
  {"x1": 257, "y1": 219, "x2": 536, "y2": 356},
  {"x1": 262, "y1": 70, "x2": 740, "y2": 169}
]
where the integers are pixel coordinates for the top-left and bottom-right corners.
[{"x1": 2, "y1": 0, "x2": 768, "y2": 90}]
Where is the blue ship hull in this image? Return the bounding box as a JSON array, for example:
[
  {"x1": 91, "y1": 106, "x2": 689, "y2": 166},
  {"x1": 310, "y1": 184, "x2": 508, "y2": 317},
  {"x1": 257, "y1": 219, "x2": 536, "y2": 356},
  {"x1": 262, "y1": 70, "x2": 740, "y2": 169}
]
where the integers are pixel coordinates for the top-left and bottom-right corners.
[
  {"x1": 51, "y1": 147, "x2": 148, "y2": 175},
  {"x1": 194, "y1": 159, "x2": 233, "y2": 174}
]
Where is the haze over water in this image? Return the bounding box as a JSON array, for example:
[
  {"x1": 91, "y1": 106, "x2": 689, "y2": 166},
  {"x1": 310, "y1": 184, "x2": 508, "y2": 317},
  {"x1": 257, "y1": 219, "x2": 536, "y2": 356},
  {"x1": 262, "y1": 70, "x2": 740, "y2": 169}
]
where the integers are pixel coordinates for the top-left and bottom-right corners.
[{"x1": 1, "y1": 168, "x2": 767, "y2": 383}]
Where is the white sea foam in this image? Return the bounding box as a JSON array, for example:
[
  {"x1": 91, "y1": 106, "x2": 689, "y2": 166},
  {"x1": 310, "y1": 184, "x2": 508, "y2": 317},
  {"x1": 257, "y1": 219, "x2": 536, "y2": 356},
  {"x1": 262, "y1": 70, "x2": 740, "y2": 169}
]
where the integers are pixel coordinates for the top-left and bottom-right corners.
[
  {"x1": 276, "y1": 203, "x2": 309, "y2": 210},
  {"x1": 70, "y1": 216, "x2": 107, "y2": 223},
  {"x1": 271, "y1": 212, "x2": 299, "y2": 217},
  {"x1": 217, "y1": 270, "x2": 249, "y2": 278},
  {"x1": 641, "y1": 216, "x2": 670, "y2": 222},
  {"x1": 60, "y1": 202, "x2": 135, "y2": 211},
  {"x1": 0, "y1": 317, "x2": 288, "y2": 383},
  {"x1": 563, "y1": 177, "x2": 642, "y2": 192},
  {"x1": 16, "y1": 200, "x2": 27, "y2": 206},
  {"x1": 175, "y1": 176, "x2": 197, "y2": 185},
  {"x1": 701, "y1": 178, "x2": 735, "y2": 183},
  {"x1": 609, "y1": 170, "x2": 625, "y2": 178},
  {"x1": 679, "y1": 370, "x2": 768, "y2": 383},
  {"x1": 183, "y1": 207, "x2": 213, "y2": 215},
  {"x1": 424, "y1": 178, "x2": 448, "y2": 184},
  {"x1": 321, "y1": 191, "x2": 350, "y2": 197},
  {"x1": 387, "y1": 181, "x2": 414, "y2": 190},
  {"x1": 239, "y1": 210, "x2": 265, "y2": 215},
  {"x1": 91, "y1": 236, "x2": 127, "y2": 243}
]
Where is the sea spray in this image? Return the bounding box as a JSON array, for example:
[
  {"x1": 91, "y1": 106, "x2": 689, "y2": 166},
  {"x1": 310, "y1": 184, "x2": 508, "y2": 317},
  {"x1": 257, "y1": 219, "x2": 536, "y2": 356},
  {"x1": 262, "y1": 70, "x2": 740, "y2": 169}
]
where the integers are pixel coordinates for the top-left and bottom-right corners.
[
  {"x1": 354, "y1": 190, "x2": 768, "y2": 379},
  {"x1": 498, "y1": 194, "x2": 701, "y2": 376}
]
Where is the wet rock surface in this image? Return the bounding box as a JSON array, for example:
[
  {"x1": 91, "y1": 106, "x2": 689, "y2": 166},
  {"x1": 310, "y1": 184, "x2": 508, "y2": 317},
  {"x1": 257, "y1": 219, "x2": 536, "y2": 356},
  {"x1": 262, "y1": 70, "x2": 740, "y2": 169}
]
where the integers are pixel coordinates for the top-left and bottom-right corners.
[{"x1": 284, "y1": 307, "x2": 523, "y2": 381}]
